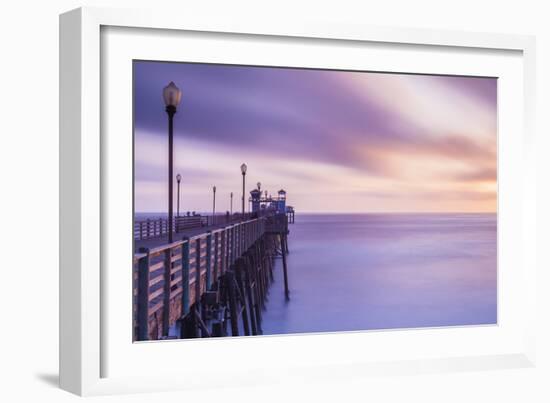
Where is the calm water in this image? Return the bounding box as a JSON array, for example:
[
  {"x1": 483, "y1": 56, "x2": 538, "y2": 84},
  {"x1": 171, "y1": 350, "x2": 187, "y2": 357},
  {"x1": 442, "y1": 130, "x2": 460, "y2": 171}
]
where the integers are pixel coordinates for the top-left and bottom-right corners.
[{"x1": 261, "y1": 213, "x2": 497, "y2": 335}]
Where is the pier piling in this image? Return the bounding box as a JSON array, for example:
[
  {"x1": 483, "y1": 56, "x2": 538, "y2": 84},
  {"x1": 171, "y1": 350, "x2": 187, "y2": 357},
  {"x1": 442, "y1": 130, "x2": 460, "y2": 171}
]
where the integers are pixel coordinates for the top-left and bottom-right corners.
[{"x1": 280, "y1": 234, "x2": 290, "y2": 300}]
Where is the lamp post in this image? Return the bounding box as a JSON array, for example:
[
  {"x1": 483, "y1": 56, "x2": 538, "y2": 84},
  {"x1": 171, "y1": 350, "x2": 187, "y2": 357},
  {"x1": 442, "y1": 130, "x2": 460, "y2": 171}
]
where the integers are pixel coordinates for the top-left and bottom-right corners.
[
  {"x1": 176, "y1": 174, "x2": 181, "y2": 218},
  {"x1": 240, "y1": 163, "x2": 247, "y2": 217},
  {"x1": 230, "y1": 192, "x2": 233, "y2": 215},
  {"x1": 256, "y1": 182, "x2": 261, "y2": 214},
  {"x1": 163, "y1": 81, "x2": 182, "y2": 243},
  {"x1": 212, "y1": 185, "x2": 216, "y2": 225}
]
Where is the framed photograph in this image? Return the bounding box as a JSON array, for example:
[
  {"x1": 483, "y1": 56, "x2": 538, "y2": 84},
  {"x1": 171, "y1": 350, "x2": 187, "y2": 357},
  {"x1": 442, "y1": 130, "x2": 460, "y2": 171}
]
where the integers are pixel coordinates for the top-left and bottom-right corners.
[{"x1": 60, "y1": 7, "x2": 537, "y2": 396}]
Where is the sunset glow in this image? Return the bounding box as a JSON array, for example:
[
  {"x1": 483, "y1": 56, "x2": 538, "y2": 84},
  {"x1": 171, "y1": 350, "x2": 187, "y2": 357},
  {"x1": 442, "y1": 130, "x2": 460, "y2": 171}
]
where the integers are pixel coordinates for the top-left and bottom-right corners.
[{"x1": 134, "y1": 62, "x2": 497, "y2": 213}]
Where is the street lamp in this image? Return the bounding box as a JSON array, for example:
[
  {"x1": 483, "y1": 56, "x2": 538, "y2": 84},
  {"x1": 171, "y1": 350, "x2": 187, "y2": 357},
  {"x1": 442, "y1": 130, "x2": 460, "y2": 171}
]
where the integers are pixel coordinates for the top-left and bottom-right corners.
[
  {"x1": 212, "y1": 185, "x2": 217, "y2": 224},
  {"x1": 163, "y1": 81, "x2": 182, "y2": 243},
  {"x1": 256, "y1": 182, "x2": 262, "y2": 213},
  {"x1": 230, "y1": 192, "x2": 233, "y2": 215},
  {"x1": 176, "y1": 174, "x2": 181, "y2": 218},
  {"x1": 240, "y1": 163, "x2": 247, "y2": 217}
]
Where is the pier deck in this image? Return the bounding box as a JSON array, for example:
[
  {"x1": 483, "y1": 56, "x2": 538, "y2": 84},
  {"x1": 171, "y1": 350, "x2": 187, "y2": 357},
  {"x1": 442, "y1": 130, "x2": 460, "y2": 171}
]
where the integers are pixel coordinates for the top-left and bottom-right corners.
[{"x1": 133, "y1": 212, "x2": 291, "y2": 341}]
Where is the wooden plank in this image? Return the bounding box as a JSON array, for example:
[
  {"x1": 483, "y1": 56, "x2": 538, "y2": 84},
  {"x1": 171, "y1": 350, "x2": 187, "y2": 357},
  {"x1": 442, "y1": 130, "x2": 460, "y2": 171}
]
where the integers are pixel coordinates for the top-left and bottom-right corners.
[
  {"x1": 148, "y1": 239, "x2": 186, "y2": 256},
  {"x1": 171, "y1": 263, "x2": 182, "y2": 275},
  {"x1": 149, "y1": 287, "x2": 164, "y2": 302},
  {"x1": 149, "y1": 274, "x2": 163, "y2": 287},
  {"x1": 171, "y1": 287, "x2": 183, "y2": 299},
  {"x1": 149, "y1": 300, "x2": 163, "y2": 316},
  {"x1": 133, "y1": 252, "x2": 147, "y2": 261},
  {"x1": 149, "y1": 261, "x2": 164, "y2": 274}
]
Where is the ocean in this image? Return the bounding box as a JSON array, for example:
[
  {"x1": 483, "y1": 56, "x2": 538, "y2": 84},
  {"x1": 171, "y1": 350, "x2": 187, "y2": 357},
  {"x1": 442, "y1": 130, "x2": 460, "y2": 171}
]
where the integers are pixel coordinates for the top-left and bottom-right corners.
[{"x1": 261, "y1": 213, "x2": 497, "y2": 335}]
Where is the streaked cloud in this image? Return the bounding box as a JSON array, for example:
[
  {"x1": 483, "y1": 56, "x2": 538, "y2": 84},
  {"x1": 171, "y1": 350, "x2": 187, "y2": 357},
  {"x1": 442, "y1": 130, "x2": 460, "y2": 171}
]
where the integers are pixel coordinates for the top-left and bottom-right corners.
[{"x1": 134, "y1": 62, "x2": 497, "y2": 213}]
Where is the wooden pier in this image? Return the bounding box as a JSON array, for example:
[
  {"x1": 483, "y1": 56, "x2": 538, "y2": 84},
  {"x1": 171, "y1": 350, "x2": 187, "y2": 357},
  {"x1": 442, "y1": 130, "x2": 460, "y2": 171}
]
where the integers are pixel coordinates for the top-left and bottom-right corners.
[{"x1": 133, "y1": 212, "x2": 291, "y2": 341}]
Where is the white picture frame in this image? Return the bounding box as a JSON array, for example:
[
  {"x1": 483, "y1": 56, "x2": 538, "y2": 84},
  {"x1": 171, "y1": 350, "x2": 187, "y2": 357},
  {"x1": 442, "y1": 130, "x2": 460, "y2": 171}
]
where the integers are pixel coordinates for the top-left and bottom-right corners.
[{"x1": 60, "y1": 6, "x2": 537, "y2": 396}]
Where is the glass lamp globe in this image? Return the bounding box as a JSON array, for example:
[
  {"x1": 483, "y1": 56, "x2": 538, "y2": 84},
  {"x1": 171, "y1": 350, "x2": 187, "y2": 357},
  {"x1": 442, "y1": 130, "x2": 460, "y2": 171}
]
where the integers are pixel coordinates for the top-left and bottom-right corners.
[{"x1": 163, "y1": 81, "x2": 182, "y2": 107}]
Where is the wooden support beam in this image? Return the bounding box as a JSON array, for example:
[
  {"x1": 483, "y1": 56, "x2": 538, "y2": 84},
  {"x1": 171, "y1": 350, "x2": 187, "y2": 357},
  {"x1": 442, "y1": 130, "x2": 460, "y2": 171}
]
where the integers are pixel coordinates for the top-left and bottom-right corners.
[
  {"x1": 264, "y1": 237, "x2": 274, "y2": 282},
  {"x1": 180, "y1": 309, "x2": 198, "y2": 338},
  {"x1": 213, "y1": 232, "x2": 219, "y2": 281},
  {"x1": 180, "y1": 239, "x2": 190, "y2": 315},
  {"x1": 230, "y1": 226, "x2": 235, "y2": 266},
  {"x1": 226, "y1": 270, "x2": 239, "y2": 336},
  {"x1": 162, "y1": 248, "x2": 171, "y2": 336},
  {"x1": 137, "y1": 248, "x2": 151, "y2": 341},
  {"x1": 281, "y1": 234, "x2": 290, "y2": 300},
  {"x1": 254, "y1": 244, "x2": 265, "y2": 308},
  {"x1": 195, "y1": 238, "x2": 202, "y2": 337},
  {"x1": 235, "y1": 261, "x2": 251, "y2": 336},
  {"x1": 206, "y1": 231, "x2": 212, "y2": 290},
  {"x1": 195, "y1": 308, "x2": 211, "y2": 337},
  {"x1": 243, "y1": 256, "x2": 258, "y2": 336},
  {"x1": 247, "y1": 252, "x2": 263, "y2": 334}
]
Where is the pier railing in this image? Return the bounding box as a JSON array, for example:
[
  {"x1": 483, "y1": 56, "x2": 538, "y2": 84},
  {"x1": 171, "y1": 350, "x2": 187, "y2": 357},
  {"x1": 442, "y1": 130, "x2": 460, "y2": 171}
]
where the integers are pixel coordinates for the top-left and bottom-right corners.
[
  {"x1": 133, "y1": 216, "x2": 271, "y2": 340},
  {"x1": 134, "y1": 209, "x2": 288, "y2": 240},
  {"x1": 134, "y1": 212, "x2": 258, "y2": 240}
]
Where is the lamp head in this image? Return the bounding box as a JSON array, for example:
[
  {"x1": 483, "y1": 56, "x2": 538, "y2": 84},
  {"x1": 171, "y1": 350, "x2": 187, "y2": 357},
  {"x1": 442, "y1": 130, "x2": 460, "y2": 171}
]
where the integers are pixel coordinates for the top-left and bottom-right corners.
[
  {"x1": 240, "y1": 163, "x2": 247, "y2": 175},
  {"x1": 163, "y1": 81, "x2": 182, "y2": 108}
]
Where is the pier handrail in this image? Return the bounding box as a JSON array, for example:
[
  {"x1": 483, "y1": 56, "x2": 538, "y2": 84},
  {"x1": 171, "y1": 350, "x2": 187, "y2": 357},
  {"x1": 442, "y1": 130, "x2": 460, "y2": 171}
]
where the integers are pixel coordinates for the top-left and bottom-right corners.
[{"x1": 134, "y1": 210, "x2": 280, "y2": 240}]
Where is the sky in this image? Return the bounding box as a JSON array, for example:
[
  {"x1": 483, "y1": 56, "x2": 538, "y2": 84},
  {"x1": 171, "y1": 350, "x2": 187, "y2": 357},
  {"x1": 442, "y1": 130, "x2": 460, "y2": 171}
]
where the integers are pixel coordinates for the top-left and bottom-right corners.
[{"x1": 134, "y1": 61, "x2": 497, "y2": 214}]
